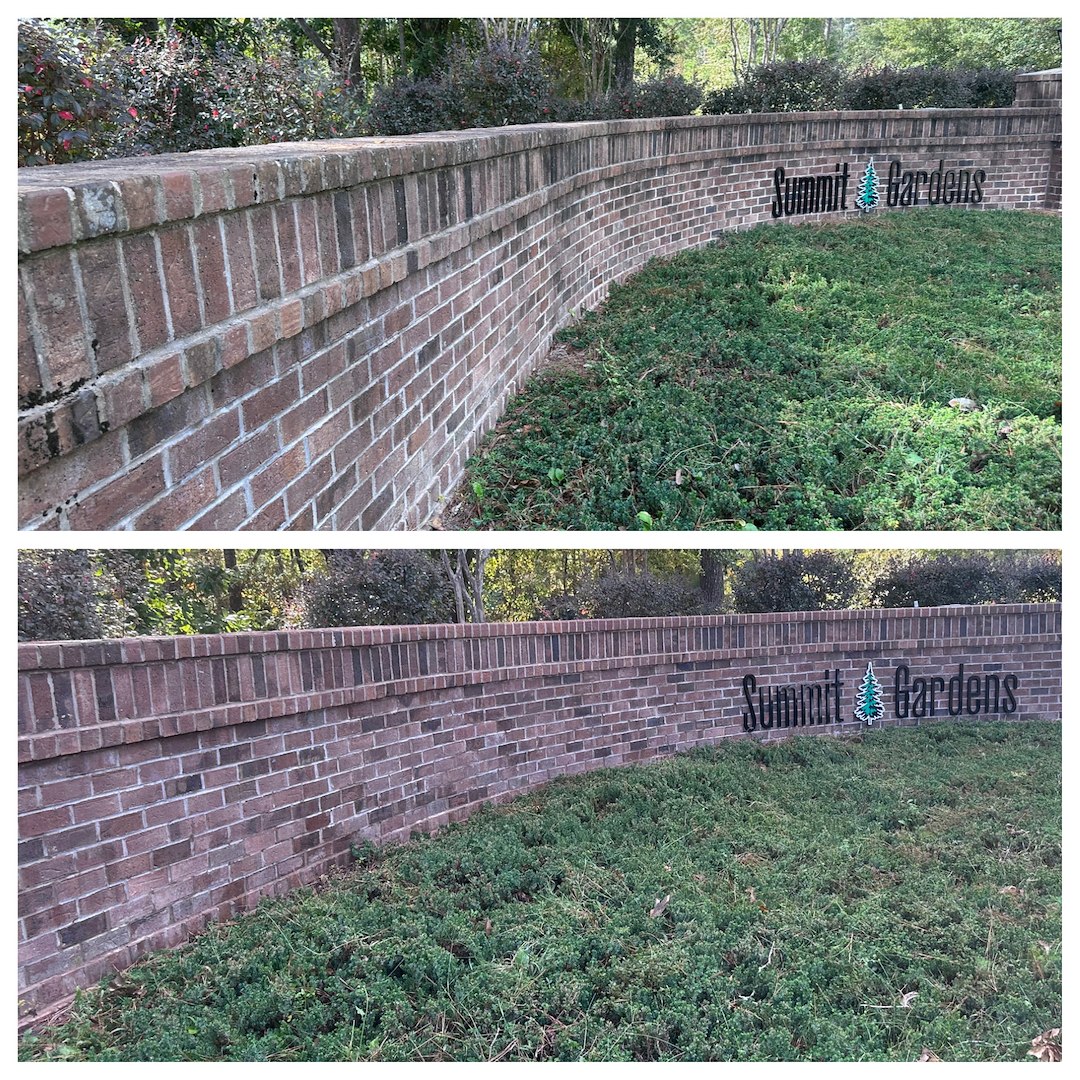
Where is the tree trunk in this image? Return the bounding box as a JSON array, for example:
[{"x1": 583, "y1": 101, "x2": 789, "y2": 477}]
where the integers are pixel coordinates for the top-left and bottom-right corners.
[
  {"x1": 222, "y1": 549, "x2": 244, "y2": 614},
  {"x1": 700, "y1": 550, "x2": 728, "y2": 612},
  {"x1": 613, "y1": 18, "x2": 638, "y2": 89},
  {"x1": 439, "y1": 549, "x2": 491, "y2": 623}
]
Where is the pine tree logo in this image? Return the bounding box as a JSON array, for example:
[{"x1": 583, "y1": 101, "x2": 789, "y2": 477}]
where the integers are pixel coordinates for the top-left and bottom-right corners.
[
  {"x1": 855, "y1": 158, "x2": 880, "y2": 213},
  {"x1": 855, "y1": 661, "x2": 885, "y2": 724}
]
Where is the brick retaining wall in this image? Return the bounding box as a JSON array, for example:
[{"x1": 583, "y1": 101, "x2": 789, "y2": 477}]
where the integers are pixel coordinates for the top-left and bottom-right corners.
[
  {"x1": 18, "y1": 93, "x2": 1061, "y2": 530},
  {"x1": 18, "y1": 603, "x2": 1061, "y2": 1017}
]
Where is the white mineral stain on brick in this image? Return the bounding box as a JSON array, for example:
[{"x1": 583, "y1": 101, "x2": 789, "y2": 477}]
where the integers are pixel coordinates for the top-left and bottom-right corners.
[{"x1": 79, "y1": 187, "x2": 118, "y2": 235}]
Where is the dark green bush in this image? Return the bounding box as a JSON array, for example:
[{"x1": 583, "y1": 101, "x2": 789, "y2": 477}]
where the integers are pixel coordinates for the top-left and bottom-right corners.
[
  {"x1": 703, "y1": 60, "x2": 845, "y2": 115},
  {"x1": 863, "y1": 551, "x2": 1061, "y2": 609},
  {"x1": 364, "y1": 77, "x2": 465, "y2": 135},
  {"x1": 702, "y1": 60, "x2": 1017, "y2": 115},
  {"x1": 729, "y1": 551, "x2": 857, "y2": 614},
  {"x1": 302, "y1": 550, "x2": 455, "y2": 628},
  {"x1": 579, "y1": 569, "x2": 701, "y2": 619},
  {"x1": 453, "y1": 39, "x2": 552, "y2": 128},
  {"x1": 18, "y1": 550, "x2": 106, "y2": 641},
  {"x1": 603, "y1": 74, "x2": 703, "y2": 119},
  {"x1": 18, "y1": 19, "x2": 117, "y2": 165},
  {"x1": 18, "y1": 20, "x2": 366, "y2": 164},
  {"x1": 838, "y1": 65, "x2": 1016, "y2": 110}
]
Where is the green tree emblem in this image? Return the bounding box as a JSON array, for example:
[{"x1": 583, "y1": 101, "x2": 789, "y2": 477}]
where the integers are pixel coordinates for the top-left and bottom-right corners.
[
  {"x1": 855, "y1": 661, "x2": 885, "y2": 724},
  {"x1": 855, "y1": 158, "x2": 880, "y2": 213}
]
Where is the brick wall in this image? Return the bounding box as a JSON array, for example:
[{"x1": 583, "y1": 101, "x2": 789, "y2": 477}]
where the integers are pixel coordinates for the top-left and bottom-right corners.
[
  {"x1": 18, "y1": 603, "x2": 1061, "y2": 1017},
  {"x1": 18, "y1": 101, "x2": 1061, "y2": 530}
]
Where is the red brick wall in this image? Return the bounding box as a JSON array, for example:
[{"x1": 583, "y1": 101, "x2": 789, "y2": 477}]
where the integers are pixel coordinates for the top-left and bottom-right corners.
[
  {"x1": 18, "y1": 603, "x2": 1061, "y2": 1017},
  {"x1": 18, "y1": 104, "x2": 1061, "y2": 530}
]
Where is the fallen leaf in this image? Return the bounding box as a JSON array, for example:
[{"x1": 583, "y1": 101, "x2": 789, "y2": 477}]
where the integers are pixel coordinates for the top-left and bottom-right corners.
[
  {"x1": 674, "y1": 468, "x2": 683, "y2": 486},
  {"x1": 1028, "y1": 1028, "x2": 1061, "y2": 1062},
  {"x1": 649, "y1": 894, "x2": 671, "y2": 918},
  {"x1": 900, "y1": 991, "x2": 919, "y2": 1008},
  {"x1": 484, "y1": 918, "x2": 492, "y2": 936},
  {"x1": 999, "y1": 885, "x2": 1025, "y2": 898},
  {"x1": 918, "y1": 1048, "x2": 942, "y2": 1062},
  {"x1": 746, "y1": 886, "x2": 757, "y2": 903},
  {"x1": 429, "y1": 515, "x2": 444, "y2": 530}
]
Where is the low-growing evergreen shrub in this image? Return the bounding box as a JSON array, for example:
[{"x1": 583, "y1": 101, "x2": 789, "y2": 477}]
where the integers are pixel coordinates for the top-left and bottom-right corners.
[{"x1": 452, "y1": 39, "x2": 552, "y2": 128}]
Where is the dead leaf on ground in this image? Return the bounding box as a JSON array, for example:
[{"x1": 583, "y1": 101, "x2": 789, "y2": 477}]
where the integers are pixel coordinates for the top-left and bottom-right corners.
[
  {"x1": 746, "y1": 886, "x2": 757, "y2": 903},
  {"x1": 999, "y1": 885, "x2": 1025, "y2": 898},
  {"x1": 649, "y1": 894, "x2": 671, "y2": 918},
  {"x1": 1028, "y1": 1029, "x2": 1061, "y2": 1062},
  {"x1": 484, "y1": 918, "x2": 492, "y2": 936},
  {"x1": 918, "y1": 1047, "x2": 943, "y2": 1062}
]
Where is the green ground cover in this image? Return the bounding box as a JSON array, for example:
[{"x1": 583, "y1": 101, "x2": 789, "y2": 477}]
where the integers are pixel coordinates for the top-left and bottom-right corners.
[
  {"x1": 458, "y1": 209, "x2": 1060, "y2": 530},
  {"x1": 21, "y1": 722, "x2": 1060, "y2": 1062}
]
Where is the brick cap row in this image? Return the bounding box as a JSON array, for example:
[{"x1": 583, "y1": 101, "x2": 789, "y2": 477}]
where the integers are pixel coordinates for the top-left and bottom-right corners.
[
  {"x1": 17, "y1": 603, "x2": 1062, "y2": 670},
  {"x1": 16, "y1": 108, "x2": 1058, "y2": 255}
]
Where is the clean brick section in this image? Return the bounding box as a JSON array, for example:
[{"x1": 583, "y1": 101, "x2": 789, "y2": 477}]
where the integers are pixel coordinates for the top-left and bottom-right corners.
[
  {"x1": 17, "y1": 603, "x2": 1061, "y2": 1018},
  {"x1": 16, "y1": 82, "x2": 1062, "y2": 530}
]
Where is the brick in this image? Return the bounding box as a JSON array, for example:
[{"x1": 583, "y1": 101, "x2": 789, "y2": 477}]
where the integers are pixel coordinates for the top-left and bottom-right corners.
[
  {"x1": 21, "y1": 250, "x2": 89, "y2": 393},
  {"x1": 121, "y1": 233, "x2": 170, "y2": 353},
  {"x1": 193, "y1": 218, "x2": 231, "y2": 325},
  {"x1": 161, "y1": 171, "x2": 196, "y2": 220},
  {"x1": 77, "y1": 239, "x2": 134, "y2": 374},
  {"x1": 158, "y1": 225, "x2": 202, "y2": 337},
  {"x1": 222, "y1": 213, "x2": 258, "y2": 314},
  {"x1": 133, "y1": 468, "x2": 219, "y2": 529},
  {"x1": 18, "y1": 282, "x2": 43, "y2": 406},
  {"x1": 168, "y1": 408, "x2": 242, "y2": 481},
  {"x1": 65, "y1": 456, "x2": 166, "y2": 530},
  {"x1": 275, "y1": 204, "x2": 302, "y2": 292},
  {"x1": 250, "y1": 205, "x2": 282, "y2": 301},
  {"x1": 21, "y1": 188, "x2": 76, "y2": 251},
  {"x1": 114, "y1": 174, "x2": 162, "y2": 233}
]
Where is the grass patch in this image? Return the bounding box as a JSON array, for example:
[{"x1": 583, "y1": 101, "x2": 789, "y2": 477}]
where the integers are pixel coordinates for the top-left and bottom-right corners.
[
  {"x1": 21, "y1": 722, "x2": 1061, "y2": 1062},
  {"x1": 458, "y1": 209, "x2": 1060, "y2": 530}
]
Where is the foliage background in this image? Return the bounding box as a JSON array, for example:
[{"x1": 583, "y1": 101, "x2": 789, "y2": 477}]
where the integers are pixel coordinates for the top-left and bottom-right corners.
[
  {"x1": 17, "y1": 548, "x2": 1061, "y2": 641},
  {"x1": 18, "y1": 17, "x2": 1061, "y2": 165}
]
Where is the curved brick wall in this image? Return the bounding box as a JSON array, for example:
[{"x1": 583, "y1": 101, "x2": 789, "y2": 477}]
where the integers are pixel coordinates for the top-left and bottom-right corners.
[
  {"x1": 17, "y1": 96, "x2": 1061, "y2": 530},
  {"x1": 18, "y1": 603, "x2": 1061, "y2": 1016}
]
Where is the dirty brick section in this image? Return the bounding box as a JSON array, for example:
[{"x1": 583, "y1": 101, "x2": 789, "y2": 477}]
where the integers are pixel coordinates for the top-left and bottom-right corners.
[
  {"x1": 17, "y1": 72, "x2": 1060, "y2": 530},
  {"x1": 18, "y1": 603, "x2": 1061, "y2": 1016}
]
